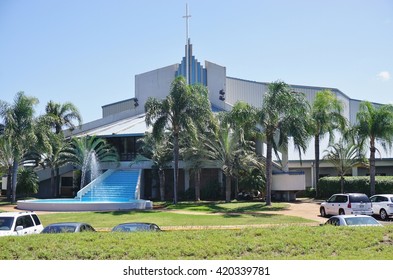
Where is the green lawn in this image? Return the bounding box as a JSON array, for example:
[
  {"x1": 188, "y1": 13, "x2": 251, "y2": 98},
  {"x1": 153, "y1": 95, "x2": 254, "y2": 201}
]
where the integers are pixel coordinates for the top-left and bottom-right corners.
[
  {"x1": 38, "y1": 208, "x2": 310, "y2": 230},
  {"x1": 2, "y1": 200, "x2": 392, "y2": 260},
  {"x1": 0, "y1": 226, "x2": 392, "y2": 259}
]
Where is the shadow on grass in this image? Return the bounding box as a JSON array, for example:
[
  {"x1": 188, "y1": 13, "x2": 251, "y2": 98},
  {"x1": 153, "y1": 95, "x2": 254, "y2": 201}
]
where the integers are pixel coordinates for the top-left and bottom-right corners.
[
  {"x1": 163, "y1": 201, "x2": 289, "y2": 214},
  {"x1": 93, "y1": 210, "x2": 160, "y2": 216}
]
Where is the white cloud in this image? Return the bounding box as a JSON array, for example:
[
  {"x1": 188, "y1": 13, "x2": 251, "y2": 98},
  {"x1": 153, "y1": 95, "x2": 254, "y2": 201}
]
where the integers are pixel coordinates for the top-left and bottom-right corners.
[{"x1": 377, "y1": 71, "x2": 391, "y2": 81}]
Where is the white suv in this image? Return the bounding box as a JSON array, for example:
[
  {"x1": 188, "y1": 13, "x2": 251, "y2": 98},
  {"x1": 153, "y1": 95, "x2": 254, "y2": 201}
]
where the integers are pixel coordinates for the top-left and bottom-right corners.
[
  {"x1": 0, "y1": 211, "x2": 44, "y2": 236},
  {"x1": 320, "y1": 193, "x2": 373, "y2": 217},
  {"x1": 370, "y1": 194, "x2": 393, "y2": 220}
]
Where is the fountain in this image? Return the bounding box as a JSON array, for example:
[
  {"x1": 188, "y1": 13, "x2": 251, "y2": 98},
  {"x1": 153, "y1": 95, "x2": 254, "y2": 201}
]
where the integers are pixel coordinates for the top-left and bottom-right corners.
[
  {"x1": 16, "y1": 160, "x2": 152, "y2": 211},
  {"x1": 80, "y1": 150, "x2": 101, "y2": 189}
]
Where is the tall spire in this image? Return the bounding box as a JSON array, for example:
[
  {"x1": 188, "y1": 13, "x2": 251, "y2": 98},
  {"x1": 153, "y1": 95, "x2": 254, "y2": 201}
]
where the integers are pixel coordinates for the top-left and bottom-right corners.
[{"x1": 183, "y1": 4, "x2": 191, "y2": 84}]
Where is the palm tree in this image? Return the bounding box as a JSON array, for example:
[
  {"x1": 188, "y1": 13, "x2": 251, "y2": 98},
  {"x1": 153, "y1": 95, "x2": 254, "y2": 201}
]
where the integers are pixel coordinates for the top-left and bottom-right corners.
[
  {"x1": 136, "y1": 132, "x2": 172, "y2": 201},
  {"x1": 181, "y1": 131, "x2": 210, "y2": 201},
  {"x1": 310, "y1": 90, "x2": 347, "y2": 196},
  {"x1": 356, "y1": 101, "x2": 393, "y2": 195},
  {"x1": 0, "y1": 92, "x2": 39, "y2": 203},
  {"x1": 258, "y1": 81, "x2": 311, "y2": 206},
  {"x1": 220, "y1": 101, "x2": 259, "y2": 141},
  {"x1": 220, "y1": 102, "x2": 260, "y2": 198},
  {"x1": 0, "y1": 136, "x2": 14, "y2": 199},
  {"x1": 43, "y1": 101, "x2": 82, "y2": 195},
  {"x1": 61, "y1": 136, "x2": 119, "y2": 187},
  {"x1": 145, "y1": 76, "x2": 211, "y2": 204},
  {"x1": 45, "y1": 101, "x2": 82, "y2": 134},
  {"x1": 204, "y1": 121, "x2": 262, "y2": 202},
  {"x1": 323, "y1": 138, "x2": 368, "y2": 193},
  {"x1": 39, "y1": 133, "x2": 71, "y2": 197}
]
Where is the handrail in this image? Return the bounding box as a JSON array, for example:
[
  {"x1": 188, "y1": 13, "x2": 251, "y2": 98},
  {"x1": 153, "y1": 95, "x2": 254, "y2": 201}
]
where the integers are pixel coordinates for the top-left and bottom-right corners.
[{"x1": 134, "y1": 169, "x2": 142, "y2": 200}]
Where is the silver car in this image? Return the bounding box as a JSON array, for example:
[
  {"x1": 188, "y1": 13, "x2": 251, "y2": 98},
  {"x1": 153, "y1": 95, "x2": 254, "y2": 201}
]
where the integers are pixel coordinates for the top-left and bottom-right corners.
[
  {"x1": 41, "y1": 222, "x2": 96, "y2": 233},
  {"x1": 370, "y1": 194, "x2": 393, "y2": 220},
  {"x1": 324, "y1": 215, "x2": 382, "y2": 226}
]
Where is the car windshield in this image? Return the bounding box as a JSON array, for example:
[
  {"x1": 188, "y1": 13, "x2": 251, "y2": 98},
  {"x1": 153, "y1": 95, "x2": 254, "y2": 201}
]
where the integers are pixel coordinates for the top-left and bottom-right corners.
[
  {"x1": 42, "y1": 225, "x2": 77, "y2": 233},
  {"x1": 0, "y1": 217, "x2": 14, "y2": 230},
  {"x1": 344, "y1": 216, "x2": 380, "y2": 226},
  {"x1": 112, "y1": 224, "x2": 151, "y2": 232}
]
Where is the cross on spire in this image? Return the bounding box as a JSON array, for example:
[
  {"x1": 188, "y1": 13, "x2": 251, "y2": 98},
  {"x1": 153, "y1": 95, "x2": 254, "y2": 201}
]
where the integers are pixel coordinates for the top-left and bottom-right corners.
[{"x1": 183, "y1": 3, "x2": 191, "y2": 44}]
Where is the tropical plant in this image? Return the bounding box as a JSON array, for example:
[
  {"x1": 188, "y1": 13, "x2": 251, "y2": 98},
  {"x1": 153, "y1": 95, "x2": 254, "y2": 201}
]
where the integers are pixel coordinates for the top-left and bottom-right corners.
[
  {"x1": 180, "y1": 130, "x2": 210, "y2": 201},
  {"x1": 323, "y1": 138, "x2": 368, "y2": 193},
  {"x1": 16, "y1": 167, "x2": 39, "y2": 197},
  {"x1": 356, "y1": 101, "x2": 393, "y2": 195},
  {"x1": 257, "y1": 81, "x2": 311, "y2": 206},
  {"x1": 145, "y1": 76, "x2": 211, "y2": 204},
  {"x1": 0, "y1": 136, "x2": 13, "y2": 199},
  {"x1": 0, "y1": 92, "x2": 39, "y2": 202},
  {"x1": 204, "y1": 121, "x2": 262, "y2": 202},
  {"x1": 135, "y1": 132, "x2": 172, "y2": 201},
  {"x1": 39, "y1": 133, "x2": 71, "y2": 197},
  {"x1": 310, "y1": 90, "x2": 347, "y2": 196},
  {"x1": 61, "y1": 136, "x2": 119, "y2": 187},
  {"x1": 45, "y1": 100, "x2": 82, "y2": 134},
  {"x1": 220, "y1": 101, "x2": 259, "y2": 139}
]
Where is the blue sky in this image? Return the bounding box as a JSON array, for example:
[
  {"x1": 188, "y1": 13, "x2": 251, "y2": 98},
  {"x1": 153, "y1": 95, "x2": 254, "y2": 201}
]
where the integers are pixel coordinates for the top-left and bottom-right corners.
[{"x1": 1, "y1": 0, "x2": 392, "y2": 123}]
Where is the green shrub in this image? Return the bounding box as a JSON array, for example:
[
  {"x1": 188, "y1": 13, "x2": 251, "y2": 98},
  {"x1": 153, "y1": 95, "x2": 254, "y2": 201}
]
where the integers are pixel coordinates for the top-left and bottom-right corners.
[{"x1": 317, "y1": 176, "x2": 393, "y2": 198}]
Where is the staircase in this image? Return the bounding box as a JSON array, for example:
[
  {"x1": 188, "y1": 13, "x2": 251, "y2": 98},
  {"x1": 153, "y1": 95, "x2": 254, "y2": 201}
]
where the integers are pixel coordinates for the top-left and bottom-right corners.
[{"x1": 80, "y1": 169, "x2": 140, "y2": 202}]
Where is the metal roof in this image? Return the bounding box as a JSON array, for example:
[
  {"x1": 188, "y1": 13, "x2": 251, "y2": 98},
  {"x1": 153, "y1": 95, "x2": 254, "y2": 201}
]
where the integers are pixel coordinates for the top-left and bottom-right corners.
[{"x1": 75, "y1": 114, "x2": 150, "y2": 138}]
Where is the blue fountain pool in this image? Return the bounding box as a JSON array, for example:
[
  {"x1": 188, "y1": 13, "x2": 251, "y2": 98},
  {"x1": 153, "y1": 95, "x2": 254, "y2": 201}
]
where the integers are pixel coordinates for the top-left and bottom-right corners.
[{"x1": 17, "y1": 198, "x2": 153, "y2": 212}]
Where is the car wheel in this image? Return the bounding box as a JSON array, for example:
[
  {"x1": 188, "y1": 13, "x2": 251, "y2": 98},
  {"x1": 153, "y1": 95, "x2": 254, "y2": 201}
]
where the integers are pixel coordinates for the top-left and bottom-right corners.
[
  {"x1": 339, "y1": 209, "x2": 345, "y2": 215},
  {"x1": 380, "y1": 209, "x2": 389, "y2": 221},
  {"x1": 320, "y1": 207, "x2": 327, "y2": 217}
]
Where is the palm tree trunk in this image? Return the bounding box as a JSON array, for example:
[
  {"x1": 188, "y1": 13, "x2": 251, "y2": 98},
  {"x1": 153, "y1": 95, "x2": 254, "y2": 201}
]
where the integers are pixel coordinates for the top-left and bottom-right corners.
[
  {"x1": 314, "y1": 134, "x2": 320, "y2": 197},
  {"x1": 6, "y1": 166, "x2": 12, "y2": 200},
  {"x1": 340, "y1": 176, "x2": 345, "y2": 193},
  {"x1": 55, "y1": 167, "x2": 60, "y2": 197},
  {"x1": 195, "y1": 169, "x2": 201, "y2": 201},
  {"x1": 158, "y1": 169, "x2": 165, "y2": 201},
  {"x1": 265, "y1": 140, "x2": 273, "y2": 206},
  {"x1": 173, "y1": 134, "x2": 179, "y2": 204},
  {"x1": 11, "y1": 160, "x2": 19, "y2": 203},
  {"x1": 225, "y1": 174, "x2": 231, "y2": 202},
  {"x1": 50, "y1": 168, "x2": 56, "y2": 197},
  {"x1": 369, "y1": 143, "x2": 376, "y2": 196}
]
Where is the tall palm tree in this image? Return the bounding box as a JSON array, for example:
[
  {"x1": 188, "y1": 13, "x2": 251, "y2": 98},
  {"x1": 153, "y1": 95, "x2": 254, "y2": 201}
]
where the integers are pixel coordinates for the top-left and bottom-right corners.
[
  {"x1": 45, "y1": 101, "x2": 82, "y2": 134},
  {"x1": 323, "y1": 138, "x2": 368, "y2": 193},
  {"x1": 43, "y1": 101, "x2": 82, "y2": 195},
  {"x1": 61, "y1": 136, "x2": 119, "y2": 187},
  {"x1": 135, "y1": 132, "x2": 172, "y2": 201},
  {"x1": 356, "y1": 101, "x2": 393, "y2": 195},
  {"x1": 258, "y1": 81, "x2": 311, "y2": 206},
  {"x1": 310, "y1": 90, "x2": 347, "y2": 197},
  {"x1": 204, "y1": 121, "x2": 262, "y2": 202},
  {"x1": 145, "y1": 76, "x2": 211, "y2": 204},
  {"x1": 0, "y1": 92, "x2": 39, "y2": 203}
]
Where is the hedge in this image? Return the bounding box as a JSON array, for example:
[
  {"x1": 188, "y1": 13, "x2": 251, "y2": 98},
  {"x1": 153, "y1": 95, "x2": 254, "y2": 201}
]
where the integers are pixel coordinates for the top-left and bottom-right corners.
[{"x1": 317, "y1": 176, "x2": 393, "y2": 199}]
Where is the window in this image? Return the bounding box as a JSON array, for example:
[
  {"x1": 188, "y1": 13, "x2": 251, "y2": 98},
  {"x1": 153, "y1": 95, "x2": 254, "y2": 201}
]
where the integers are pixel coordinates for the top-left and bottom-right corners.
[
  {"x1": 31, "y1": 214, "x2": 41, "y2": 226},
  {"x1": 336, "y1": 195, "x2": 347, "y2": 203},
  {"x1": 16, "y1": 215, "x2": 34, "y2": 229}
]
